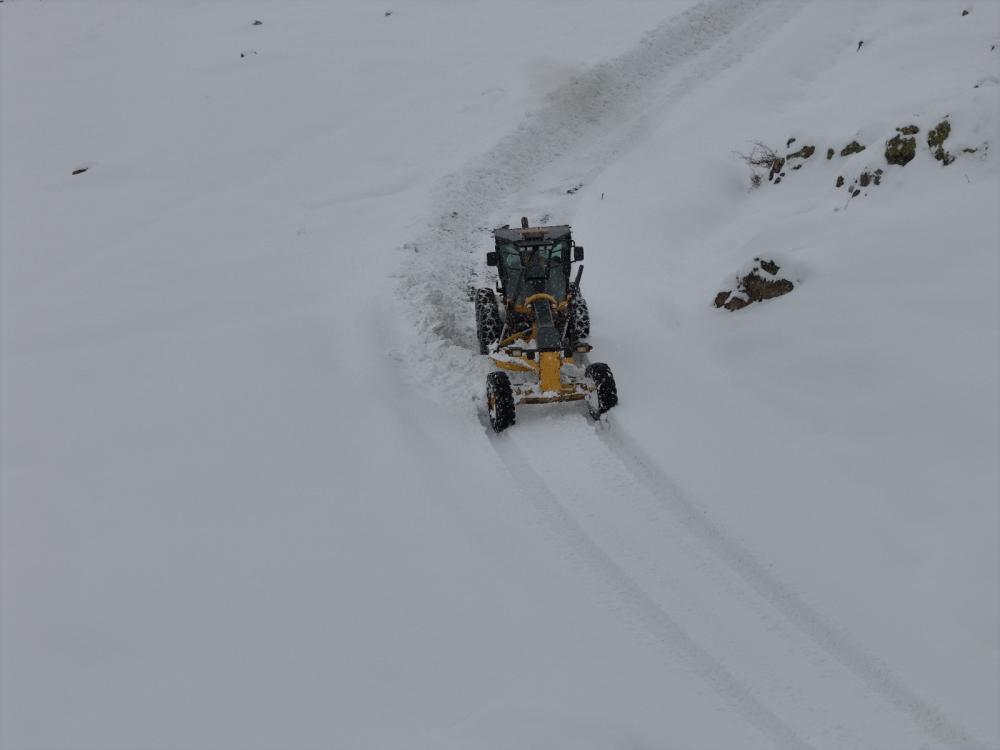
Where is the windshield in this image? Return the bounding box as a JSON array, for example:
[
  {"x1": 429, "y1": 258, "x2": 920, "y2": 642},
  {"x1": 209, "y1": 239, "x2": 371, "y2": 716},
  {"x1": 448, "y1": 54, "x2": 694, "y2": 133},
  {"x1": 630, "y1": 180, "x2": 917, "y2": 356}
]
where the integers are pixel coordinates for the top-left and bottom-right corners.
[{"x1": 500, "y1": 241, "x2": 568, "y2": 302}]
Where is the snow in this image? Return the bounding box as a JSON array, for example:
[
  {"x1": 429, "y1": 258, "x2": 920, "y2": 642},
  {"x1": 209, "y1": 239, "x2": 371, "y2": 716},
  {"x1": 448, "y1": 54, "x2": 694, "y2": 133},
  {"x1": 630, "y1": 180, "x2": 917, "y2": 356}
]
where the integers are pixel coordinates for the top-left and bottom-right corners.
[{"x1": 1, "y1": 1, "x2": 997, "y2": 749}]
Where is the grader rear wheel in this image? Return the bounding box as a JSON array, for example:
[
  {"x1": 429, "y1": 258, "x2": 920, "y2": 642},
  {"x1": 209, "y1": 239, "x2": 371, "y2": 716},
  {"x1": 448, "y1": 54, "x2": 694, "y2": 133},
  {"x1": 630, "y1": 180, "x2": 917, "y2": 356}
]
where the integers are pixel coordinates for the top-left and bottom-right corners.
[{"x1": 475, "y1": 288, "x2": 502, "y2": 354}]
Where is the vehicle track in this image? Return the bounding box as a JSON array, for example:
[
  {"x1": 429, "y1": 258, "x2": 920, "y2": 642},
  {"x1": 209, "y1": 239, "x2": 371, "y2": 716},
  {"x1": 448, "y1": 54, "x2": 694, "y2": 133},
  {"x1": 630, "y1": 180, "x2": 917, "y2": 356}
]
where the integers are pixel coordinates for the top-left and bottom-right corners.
[
  {"x1": 598, "y1": 425, "x2": 990, "y2": 750},
  {"x1": 489, "y1": 415, "x2": 991, "y2": 749},
  {"x1": 489, "y1": 428, "x2": 816, "y2": 750}
]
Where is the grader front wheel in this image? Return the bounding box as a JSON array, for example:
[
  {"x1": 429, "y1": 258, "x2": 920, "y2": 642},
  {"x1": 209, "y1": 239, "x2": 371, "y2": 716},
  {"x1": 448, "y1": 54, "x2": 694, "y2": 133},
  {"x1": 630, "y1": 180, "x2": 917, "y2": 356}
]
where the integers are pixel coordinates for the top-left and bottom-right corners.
[
  {"x1": 585, "y1": 362, "x2": 618, "y2": 419},
  {"x1": 486, "y1": 371, "x2": 516, "y2": 432}
]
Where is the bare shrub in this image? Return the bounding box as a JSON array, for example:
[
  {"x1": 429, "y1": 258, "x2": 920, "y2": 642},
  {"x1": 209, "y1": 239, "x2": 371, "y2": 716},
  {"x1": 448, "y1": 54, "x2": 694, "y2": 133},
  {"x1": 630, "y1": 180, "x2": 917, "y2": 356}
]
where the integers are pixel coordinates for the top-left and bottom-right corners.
[{"x1": 734, "y1": 141, "x2": 780, "y2": 187}]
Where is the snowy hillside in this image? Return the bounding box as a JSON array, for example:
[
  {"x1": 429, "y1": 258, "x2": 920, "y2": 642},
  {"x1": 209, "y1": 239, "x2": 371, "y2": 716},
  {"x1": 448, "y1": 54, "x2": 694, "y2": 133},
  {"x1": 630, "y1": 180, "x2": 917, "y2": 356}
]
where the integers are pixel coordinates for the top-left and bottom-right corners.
[{"x1": 2, "y1": 2, "x2": 997, "y2": 749}]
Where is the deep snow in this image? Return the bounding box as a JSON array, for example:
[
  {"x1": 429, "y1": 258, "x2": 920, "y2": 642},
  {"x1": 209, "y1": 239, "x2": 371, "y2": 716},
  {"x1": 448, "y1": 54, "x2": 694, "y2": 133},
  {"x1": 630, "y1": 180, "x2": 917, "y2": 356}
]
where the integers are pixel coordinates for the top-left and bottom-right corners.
[{"x1": 1, "y1": 2, "x2": 997, "y2": 749}]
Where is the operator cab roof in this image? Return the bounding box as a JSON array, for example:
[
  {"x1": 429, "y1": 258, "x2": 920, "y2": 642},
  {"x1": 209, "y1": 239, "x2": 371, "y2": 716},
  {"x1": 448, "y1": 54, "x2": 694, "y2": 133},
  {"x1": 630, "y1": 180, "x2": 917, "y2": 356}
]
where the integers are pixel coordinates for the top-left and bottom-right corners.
[{"x1": 494, "y1": 224, "x2": 572, "y2": 246}]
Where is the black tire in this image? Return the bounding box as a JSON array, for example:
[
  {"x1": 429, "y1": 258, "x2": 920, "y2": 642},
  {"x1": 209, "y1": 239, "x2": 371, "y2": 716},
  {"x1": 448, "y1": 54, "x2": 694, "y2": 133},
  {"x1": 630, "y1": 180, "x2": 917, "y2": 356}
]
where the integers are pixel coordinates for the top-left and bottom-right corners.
[
  {"x1": 475, "y1": 288, "x2": 502, "y2": 354},
  {"x1": 486, "y1": 371, "x2": 516, "y2": 432},
  {"x1": 585, "y1": 362, "x2": 618, "y2": 419},
  {"x1": 569, "y1": 296, "x2": 590, "y2": 342}
]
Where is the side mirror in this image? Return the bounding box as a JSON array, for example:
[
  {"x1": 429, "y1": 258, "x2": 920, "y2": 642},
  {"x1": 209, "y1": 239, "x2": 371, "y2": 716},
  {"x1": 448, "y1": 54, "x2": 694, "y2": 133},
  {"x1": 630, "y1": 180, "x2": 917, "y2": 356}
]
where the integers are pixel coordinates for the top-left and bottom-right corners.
[
  {"x1": 574, "y1": 246, "x2": 584, "y2": 261},
  {"x1": 486, "y1": 251, "x2": 498, "y2": 266}
]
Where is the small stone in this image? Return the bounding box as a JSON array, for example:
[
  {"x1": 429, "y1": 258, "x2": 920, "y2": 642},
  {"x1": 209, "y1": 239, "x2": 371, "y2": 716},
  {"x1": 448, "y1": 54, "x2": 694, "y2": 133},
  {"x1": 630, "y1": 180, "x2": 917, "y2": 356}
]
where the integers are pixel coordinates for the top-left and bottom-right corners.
[
  {"x1": 836, "y1": 175, "x2": 845, "y2": 188},
  {"x1": 787, "y1": 137, "x2": 796, "y2": 147},
  {"x1": 852, "y1": 189, "x2": 861, "y2": 197},
  {"x1": 759, "y1": 259, "x2": 780, "y2": 275},
  {"x1": 252, "y1": 19, "x2": 262, "y2": 25},
  {"x1": 792, "y1": 164, "x2": 802, "y2": 170},
  {"x1": 714, "y1": 291, "x2": 731, "y2": 308},
  {"x1": 72, "y1": 167, "x2": 89, "y2": 175},
  {"x1": 962, "y1": 8, "x2": 969, "y2": 15},
  {"x1": 827, "y1": 148, "x2": 835, "y2": 160},
  {"x1": 936, "y1": 149, "x2": 956, "y2": 165},
  {"x1": 962, "y1": 147, "x2": 978, "y2": 153}
]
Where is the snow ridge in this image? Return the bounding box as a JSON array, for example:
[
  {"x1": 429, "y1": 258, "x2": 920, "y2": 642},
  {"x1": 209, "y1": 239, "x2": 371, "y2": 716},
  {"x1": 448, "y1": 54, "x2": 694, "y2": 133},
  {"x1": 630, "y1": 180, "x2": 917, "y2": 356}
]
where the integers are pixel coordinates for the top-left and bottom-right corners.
[{"x1": 398, "y1": 0, "x2": 801, "y2": 395}]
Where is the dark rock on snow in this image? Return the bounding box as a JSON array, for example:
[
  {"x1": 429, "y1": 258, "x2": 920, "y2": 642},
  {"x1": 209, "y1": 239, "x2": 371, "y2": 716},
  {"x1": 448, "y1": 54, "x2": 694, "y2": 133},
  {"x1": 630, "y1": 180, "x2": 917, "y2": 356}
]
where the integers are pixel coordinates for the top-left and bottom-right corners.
[{"x1": 714, "y1": 258, "x2": 794, "y2": 311}]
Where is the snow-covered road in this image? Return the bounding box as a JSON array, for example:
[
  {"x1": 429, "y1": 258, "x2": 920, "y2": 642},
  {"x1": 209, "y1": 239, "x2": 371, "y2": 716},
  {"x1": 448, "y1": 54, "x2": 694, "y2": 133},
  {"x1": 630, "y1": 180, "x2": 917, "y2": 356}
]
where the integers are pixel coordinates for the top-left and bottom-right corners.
[{"x1": 2, "y1": 1, "x2": 997, "y2": 748}]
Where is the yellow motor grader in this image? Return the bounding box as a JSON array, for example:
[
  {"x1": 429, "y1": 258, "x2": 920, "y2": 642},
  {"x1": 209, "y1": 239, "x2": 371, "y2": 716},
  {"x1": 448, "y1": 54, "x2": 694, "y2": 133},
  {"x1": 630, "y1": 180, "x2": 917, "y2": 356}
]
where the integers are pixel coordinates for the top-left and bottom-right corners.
[{"x1": 475, "y1": 218, "x2": 618, "y2": 432}]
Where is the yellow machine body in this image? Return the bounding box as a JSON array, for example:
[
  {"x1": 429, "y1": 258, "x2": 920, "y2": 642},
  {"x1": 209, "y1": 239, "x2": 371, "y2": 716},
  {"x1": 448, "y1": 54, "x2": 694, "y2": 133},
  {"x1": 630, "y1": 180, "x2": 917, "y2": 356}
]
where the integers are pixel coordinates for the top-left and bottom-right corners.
[{"x1": 489, "y1": 324, "x2": 592, "y2": 405}]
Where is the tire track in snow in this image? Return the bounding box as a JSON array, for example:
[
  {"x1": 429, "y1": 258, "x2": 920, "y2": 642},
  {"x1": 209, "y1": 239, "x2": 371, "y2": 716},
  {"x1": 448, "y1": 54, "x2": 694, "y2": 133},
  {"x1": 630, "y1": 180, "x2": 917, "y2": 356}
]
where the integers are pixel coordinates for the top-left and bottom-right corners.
[
  {"x1": 598, "y1": 425, "x2": 990, "y2": 750},
  {"x1": 488, "y1": 430, "x2": 816, "y2": 750}
]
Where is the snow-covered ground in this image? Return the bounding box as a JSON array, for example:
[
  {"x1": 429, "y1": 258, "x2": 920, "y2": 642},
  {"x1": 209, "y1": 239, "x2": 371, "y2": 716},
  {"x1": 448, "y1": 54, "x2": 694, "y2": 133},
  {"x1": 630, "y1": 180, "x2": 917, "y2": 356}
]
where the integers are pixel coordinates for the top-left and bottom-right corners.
[{"x1": 2, "y1": 2, "x2": 997, "y2": 749}]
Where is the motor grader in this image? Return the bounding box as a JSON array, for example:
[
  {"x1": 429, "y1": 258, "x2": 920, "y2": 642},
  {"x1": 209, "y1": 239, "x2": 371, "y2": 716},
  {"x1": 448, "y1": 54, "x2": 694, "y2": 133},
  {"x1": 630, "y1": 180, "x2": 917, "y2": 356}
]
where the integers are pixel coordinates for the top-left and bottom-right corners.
[{"x1": 475, "y1": 218, "x2": 618, "y2": 432}]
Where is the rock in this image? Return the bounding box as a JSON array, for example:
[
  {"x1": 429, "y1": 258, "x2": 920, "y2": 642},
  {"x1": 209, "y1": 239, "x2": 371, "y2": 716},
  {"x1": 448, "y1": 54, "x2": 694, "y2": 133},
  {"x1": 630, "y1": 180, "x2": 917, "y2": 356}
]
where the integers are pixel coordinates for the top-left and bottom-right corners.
[
  {"x1": 927, "y1": 119, "x2": 951, "y2": 148},
  {"x1": 787, "y1": 144, "x2": 815, "y2": 160},
  {"x1": 742, "y1": 273, "x2": 793, "y2": 303},
  {"x1": 836, "y1": 175, "x2": 845, "y2": 187},
  {"x1": 896, "y1": 124, "x2": 919, "y2": 135},
  {"x1": 827, "y1": 148, "x2": 835, "y2": 160},
  {"x1": 840, "y1": 140, "x2": 866, "y2": 156},
  {"x1": 928, "y1": 119, "x2": 955, "y2": 164},
  {"x1": 768, "y1": 156, "x2": 786, "y2": 181},
  {"x1": 724, "y1": 296, "x2": 749, "y2": 311},
  {"x1": 885, "y1": 134, "x2": 916, "y2": 166},
  {"x1": 759, "y1": 259, "x2": 780, "y2": 275},
  {"x1": 715, "y1": 258, "x2": 794, "y2": 311},
  {"x1": 859, "y1": 171, "x2": 871, "y2": 187}
]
